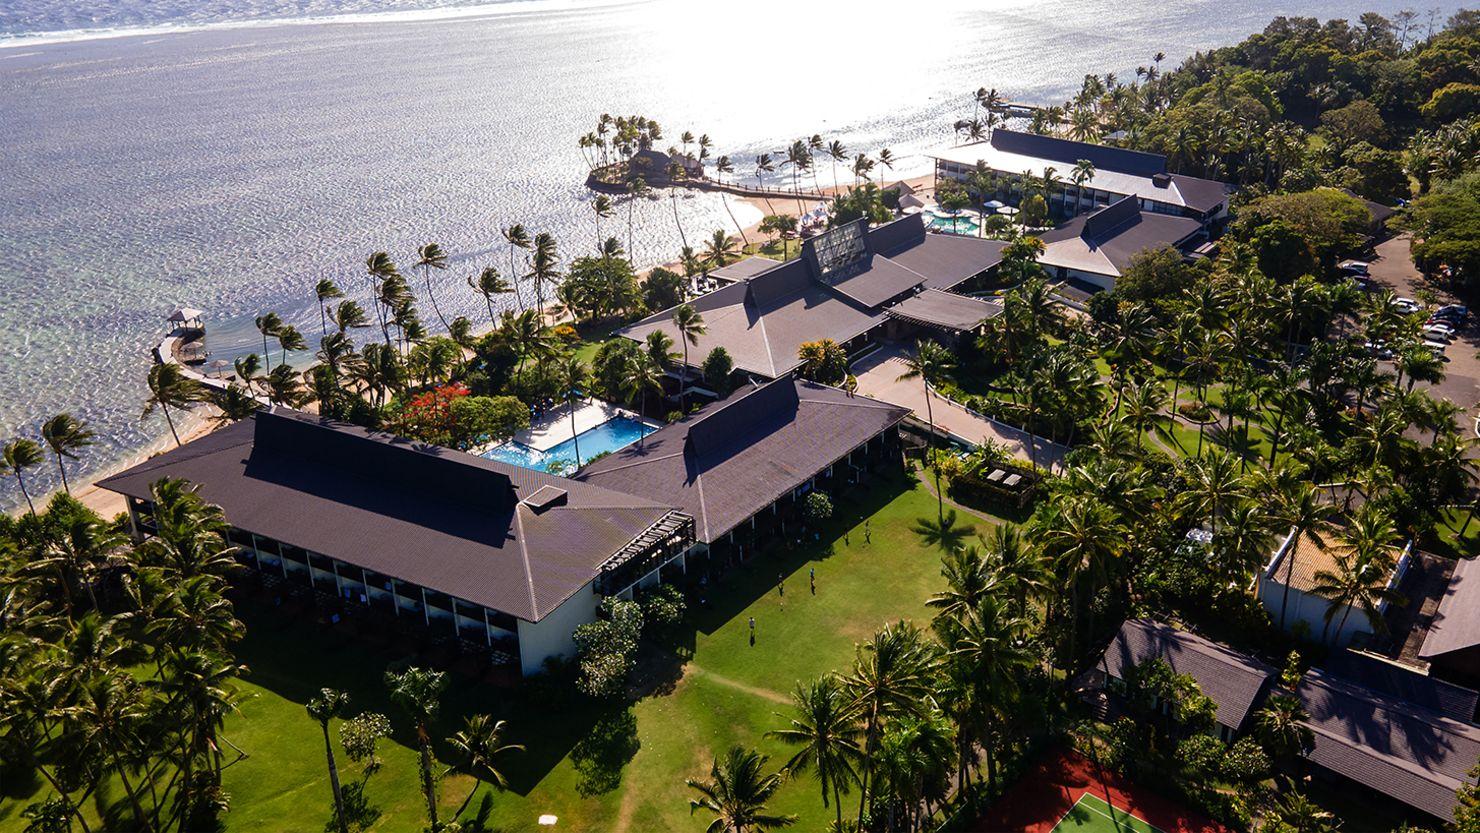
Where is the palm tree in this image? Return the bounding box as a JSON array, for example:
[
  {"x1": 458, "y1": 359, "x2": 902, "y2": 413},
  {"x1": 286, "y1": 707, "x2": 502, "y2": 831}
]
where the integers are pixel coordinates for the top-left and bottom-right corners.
[
  {"x1": 1268, "y1": 483, "x2": 1336, "y2": 632},
  {"x1": 625, "y1": 177, "x2": 648, "y2": 258},
  {"x1": 1177, "y1": 451, "x2": 1245, "y2": 537},
  {"x1": 254, "y1": 311, "x2": 283, "y2": 371},
  {"x1": 143, "y1": 362, "x2": 203, "y2": 447},
  {"x1": 783, "y1": 140, "x2": 811, "y2": 216},
  {"x1": 314, "y1": 279, "x2": 344, "y2": 335},
  {"x1": 877, "y1": 148, "x2": 895, "y2": 187},
  {"x1": 385, "y1": 667, "x2": 449, "y2": 830},
  {"x1": 713, "y1": 156, "x2": 750, "y2": 246},
  {"x1": 591, "y1": 194, "x2": 614, "y2": 254},
  {"x1": 1311, "y1": 547, "x2": 1405, "y2": 646},
  {"x1": 233, "y1": 353, "x2": 262, "y2": 394},
  {"x1": 622, "y1": 352, "x2": 664, "y2": 438},
  {"x1": 938, "y1": 595, "x2": 1033, "y2": 793},
  {"x1": 333, "y1": 299, "x2": 370, "y2": 334},
  {"x1": 40, "y1": 413, "x2": 94, "y2": 495},
  {"x1": 926, "y1": 545, "x2": 992, "y2": 621},
  {"x1": 503, "y1": 224, "x2": 532, "y2": 311},
  {"x1": 558, "y1": 353, "x2": 590, "y2": 468},
  {"x1": 364, "y1": 251, "x2": 400, "y2": 342},
  {"x1": 469, "y1": 266, "x2": 512, "y2": 326},
  {"x1": 307, "y1": 688, "x2": 352, "y2": 833},
  {"x1": 845, "y1": 622, "x2": 938, "y2": 826},
  {"x1": 529, "y1": 232, "x2": 560, "y2": 320},
  {"x1": 416, "y1": 243, "x2": 452, "y2": 333},
  {"x1": 754, "y1": 153, "x2": 777, "y2": 215},
  {"x1": 687, "y1": 746, "x2": 797, "y2": 833},
  {"x1": 1120, "y1": 379, "x2": 1167, "y2": 450},
  {"x1": 852, "y1": 153, "x2": 875, "y2": 186},
  {"x1": 276, "y1": 324, "x2": 306, "y2": 368},
  {"x1": 704, "y1": 229, "x2": 740, "y2": 271},
  {"x1": 2, "y1": 438, "x2": 44, "y2": 514},
  {"x1": 447, "y1": 714, "x2": 523, "y2": 818},
  {"x1": 672, "y1": 304, "x2": 707, "y2": 414},
  {"x1": 897, "y1": 340, "x2": 956, "y2": 520},
  {"x1": 1068, "y1": 158, "x2": 1095, "y2": 215},
  {"x1": 766, "y1": 675, "x2": 860, "y2": 831},
  {"x1": 1256, "y1": 693, "x2": 1313, "y2": 764}
]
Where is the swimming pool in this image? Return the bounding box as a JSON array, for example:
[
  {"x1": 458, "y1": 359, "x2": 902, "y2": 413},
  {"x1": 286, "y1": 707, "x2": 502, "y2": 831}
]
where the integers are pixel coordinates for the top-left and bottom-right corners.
[
  {"x1": 482, "y1": 416, "x2": 651, "y2": 473},
  {"x1": 924, "y1": 210, "x2": 980, "y2": 236}
]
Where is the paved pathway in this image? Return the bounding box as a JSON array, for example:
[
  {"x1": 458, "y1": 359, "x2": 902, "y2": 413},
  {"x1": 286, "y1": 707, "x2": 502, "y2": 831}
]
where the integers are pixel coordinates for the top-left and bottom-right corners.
[{"x1": 851, "y1": 344, "x2": 1071, "y2": 471}]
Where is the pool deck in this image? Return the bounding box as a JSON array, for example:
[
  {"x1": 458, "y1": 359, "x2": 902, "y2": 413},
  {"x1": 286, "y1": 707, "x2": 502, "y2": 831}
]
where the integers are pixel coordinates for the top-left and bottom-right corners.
[{"x1": 514, "y1": 399, "x2": 660, "y2": 452}]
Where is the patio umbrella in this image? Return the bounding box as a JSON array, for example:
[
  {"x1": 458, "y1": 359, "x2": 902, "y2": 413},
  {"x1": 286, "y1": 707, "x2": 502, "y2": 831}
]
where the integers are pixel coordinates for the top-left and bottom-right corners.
[
  {"x1": 998, "y1": 205, "x2": 1019, "y2": 216},
  {"x1": 982, "y1": 199, "x2": 1005, "y2": 210}
]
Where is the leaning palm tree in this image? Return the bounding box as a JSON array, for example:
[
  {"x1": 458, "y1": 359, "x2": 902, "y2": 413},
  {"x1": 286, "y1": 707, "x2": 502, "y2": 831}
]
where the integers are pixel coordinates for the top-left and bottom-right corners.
[
  {"x1": 753, "y1": 153, "x2": 777, "y2": 214},
  {"x1": 254, "y1": 311, "x2": 283, "y2": 372},
  {"x1": 877, "y1": 148, "x2": 895, "y2": 187},
  {"x1": 845, "y1": 622, "x2": 938, "y2": 827},
  {"x1": 591, "y1": 194, "x2": 614, "y2": 254},
  {"x1": 826, "y1": 140, "x2": 848, "y2": 191},
  {"x1": 529, "y1": 232, "x2": 560, "y2": 320},
  {"x1": 766, "y1": 674, "x2": 860, "y2": 831},
  {"x1": 624, "y1": 177, "x2": 648, "y2": 258},
  {"x1": 1311, "y1": 548, "x2": 1405, "y2": 646},
  {"x1": 307, "y1": 688, "x2": 352, "y2": 833},
  {"x1": 897, "y1": 339, "x2": 956, "y2": 520},
  {"x1": 416, "y1": 243, "x2": 452, "y2": 333},
  {"x1": 143, "y1": 362, "x2": 203, "y2": 447},
  {"x1": 672, "y1": 304, "x2": 707, "y2": 415},
  {"x1": 503, "y1": 224, "x2": 532, "y2": 311},
  {"x1": 314, "y1": 279, "x2": 344, "y2": 335},
  {"x1": 40, "y1": 413, "x2": 94, "y2": 496},
  {"x1": 714, "y1": 156, "x2": 750, "y2": 246},
  {"x1": 687, "y1": 746, "x2": 797, "y2": 833},
  {"x1": 703, "y1": 229, "x2": 740, "y2": 271},
  {"x1": 234, "y1": 353, "x2": 262, "y2": 394},
  {"x1": 557, "y1": 353, "x2": 590, "y2": 468},
  {"x1": 469, "y1": 266, "x2": 512, "y2": 327},
  {"x1": 2, "y1": 438, "x2": 44, "y2": 514},
  {"x1": 622, "y1": 352, "x2": 664, "y2": 442},
  {"x1": 447, "y1": 714, "x2": 523, "y2": 818},
  {"x1": 1268, "y1": 482, "x2": 1336, "y2": 632},
  {"x1": 333, "y1": 299, "x2": 370, "y2": 334},
  {"x1": 385, "y1": 667, "x2": 449, "y2": 830},
  {"x1": 276, "y1": 324, "x2": 307, "y2": 368}
]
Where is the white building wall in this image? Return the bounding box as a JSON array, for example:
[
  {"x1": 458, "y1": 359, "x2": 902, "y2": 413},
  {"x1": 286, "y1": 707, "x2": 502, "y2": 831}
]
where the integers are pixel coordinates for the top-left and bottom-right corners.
[
  {"x1": 516, "y1": 581, "x2": 599, "y2": 677},
  {"x1": 1257, "y1": 579, "x2": 1373, "y2": 647}
]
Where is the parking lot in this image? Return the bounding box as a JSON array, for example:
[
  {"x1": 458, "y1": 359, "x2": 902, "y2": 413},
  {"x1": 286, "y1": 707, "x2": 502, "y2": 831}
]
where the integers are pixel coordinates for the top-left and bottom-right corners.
[{"x1": 1364, "y1": 234, "x2": 1480, "y2": 432}]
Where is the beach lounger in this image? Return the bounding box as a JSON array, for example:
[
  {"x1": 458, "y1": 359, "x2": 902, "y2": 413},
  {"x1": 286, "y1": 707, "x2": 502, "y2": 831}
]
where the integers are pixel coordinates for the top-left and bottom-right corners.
[{"x1": 1003, "y1": 474, "x2": 1022, "y2": 487}]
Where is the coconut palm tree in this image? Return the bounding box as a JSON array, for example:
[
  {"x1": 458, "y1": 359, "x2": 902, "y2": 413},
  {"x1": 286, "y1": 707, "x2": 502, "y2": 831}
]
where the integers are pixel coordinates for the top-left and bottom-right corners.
[
  {"x1": 143, "y1": 362, "x2": 203, "y2": 447},
  {"x1": 210, "y1": 383, "x2": 262, "y2": 426},
  {"x1": 591, "y1": 194, "x2": 614, "y2": 254},
  {"x1": 852, "y1": 153, "x2": 875, "y2": 186},
  {"x1": 877, "y1": 148, "x2": 895, "y2": 187},
  {"x1": 783, "y1": 140, "x2": 811, "y2": 216},
  {"x1": 753, "y1": 153, "x2": 777, "y2": 215},
  {"x1": 233, "y1": 353, "x2": 262, "y2": 394},
  {"x1": 503, "y1": 224, "x2": 532, "y2": 311},
  {"x1": 667, "y1": 159, "x2": 691, "y2": 253},
  {"x1": 40, "y1": 413, "x2": 94, "y2": 496},
  {"x1": 1311, "y1": 547, "x2": 1405, "y2": 646},
  {"x1": 2, "y1": 438, "x2": 44, "y2": 514},
  {"x1": 415, "y1": 243, "x2": 452, "y2": 333},
  {"x1": 307, "y1": 688, "x2": 352, "y2": 833},
  {"x1": 672, "y1": 304, "x2": 707, "y2": 414},
  {"x1": 826, "y1": 140, "x2": 848, "y2": 191},
  {"x1": 846, "y1": 622, "x2": 938, "y2": 827},
  {"x1": 1267, "y1": 482, "x2": 1336, "y2": 632},
  {"x1": 264, "y1": 365, "x2": 310, "y2": 408},
  {"x1": 1068, "y1": 158, "x2": 1095, "y2": 215},
  {"x1": 624, "y1": 177, "x2": 648, "y2": 258},
  {"x1": 447, "y1": 714, "x2": 523, "y2": 818},
  {"x1": 897, "y1": 339, "x2": 956, "y2": 520},
  {"x1": 687, "y1": 746, "x2": 797, "y2": 833},
  {"x1": 469, "y1": 266, "x2": 512, "y2": 327},
  {"x1": 254, "y1": 311, "x2": 283, "y2": 371},
  {"x1": 364, "y1": 251, "x2": 400, "y2": 339},
  {"x1": 314, "y1": 279, "x2": 344, "y2": 335},
  {"x1": 1120, "y1": 379, "x2": 1167, "y2": 450},
  {"x1": 704, "y1": 229, "x2": 740, "y2": 271},
  {"x1": 276, "y1": 324, "x2": 306, "y2": 368},
  {"x1": 926, "y1": 545, "x2": 993, "y2": 622},
  {"x1": 385, "y1": 667, "x2": 449, "y2": 830},
  {"x1": 713, "y1": 156, "x2": 750, "y2": 246},
  {"x1": 622, "y1": 352, "x2": 664, "y2": 439},
  {"x1": 1256, "y1": 693, "x2": 1313, "y2": 765},
  {"x1": 557, "y1": 353, "x2": 590, "y2": 468},
  {"x1": 646, "y1": 330, "x2": 677, "y2": 371},
  {"x1": 766, "y1": 674, "x2": 860, "y2": 831},
  {"x1": 333, "y1": 299, "x2": 370, "y2": 334},
  {"x1": 1177, "y1": 451, "x2": 1246, "y2": 537}
]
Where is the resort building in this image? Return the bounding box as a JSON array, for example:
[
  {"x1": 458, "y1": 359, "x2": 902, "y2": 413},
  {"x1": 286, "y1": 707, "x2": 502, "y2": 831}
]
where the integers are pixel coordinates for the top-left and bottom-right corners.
[
  {"x1": 1297, "y1": 666, "x2": 1480, "y2": 823},
  {"x1": 99, "y1": 409, "x2": 696, "y2": 676},
  {"x1": 1257, "y1": 529, "x2": 1412, "y2": 647},
  {"x1": 1419, "y1": 556, "x2": 1480, "y2": 683},
  {"x1": 1091, "y1": 618, "x2": 1277, "y2": 741},
  {"x1": 1034, "y1": 196, "x2": 1206, "y2": 291},
  {"x1": 927, "y1": 128, "x2": 1232, "y2": 227},
  {"x1": 577, "y1": 377, "x2": 909, "y2": 558},
  {"x1": 622, "y1": 214, "x2": 1007, "y2": 381}
]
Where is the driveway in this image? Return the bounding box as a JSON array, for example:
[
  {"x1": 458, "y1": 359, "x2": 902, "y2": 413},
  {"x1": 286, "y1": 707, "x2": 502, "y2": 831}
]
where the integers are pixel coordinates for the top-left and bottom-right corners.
[
  {"x1": 852, "y1": 344, "x2": 1071, "y2": 471},
  {"x1": 1365, "y1": 234, "x2": 1480, "y2": 425}
]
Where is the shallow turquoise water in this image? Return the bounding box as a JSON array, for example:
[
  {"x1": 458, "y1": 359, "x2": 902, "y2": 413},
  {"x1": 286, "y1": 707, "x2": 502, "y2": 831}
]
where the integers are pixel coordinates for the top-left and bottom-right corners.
[{"x1": 482, "y1": 416, "x2": 650, "y2": 473}]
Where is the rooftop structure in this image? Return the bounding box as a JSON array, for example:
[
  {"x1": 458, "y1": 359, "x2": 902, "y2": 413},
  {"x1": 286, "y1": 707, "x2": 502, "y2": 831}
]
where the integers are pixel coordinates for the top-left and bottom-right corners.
[
  {"x1": 1420, "y1": 556, "x2": 1480, "y2": 679},
  {"x1": 1258, "y1": 528, "x2": 1412, "y2": 647},
  {"x1": 928, "y1": 128, "x2": 1231, "y2": 221},
  {"x1": 621, "y1": 215, "x2": 1005, "y2": 379},
  {"x1": 577, "y1": 378, "x2": 909, "y2": 544},
  {"x1": 884, "y1": 289, "x2": 1003, "y2": 333},
  {"x1": 1097, "y1": 619, "x2": 1276, "y2": 737},
  {"x1": 1035, "y1": 196, "x2": 1205, "y2": 289},
  {"x1": 1298, "y1": 667, "x2": 1480, "y2": 822},
  {"x1": 709, "y1": 255, "x2": 781, "y2": 284}
]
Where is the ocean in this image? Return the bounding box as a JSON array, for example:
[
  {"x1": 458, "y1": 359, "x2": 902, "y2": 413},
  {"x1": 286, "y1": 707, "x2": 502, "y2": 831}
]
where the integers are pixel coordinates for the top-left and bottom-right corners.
[{"x1": 0, "y1": 0, "x2": 1451, "y2": 509}]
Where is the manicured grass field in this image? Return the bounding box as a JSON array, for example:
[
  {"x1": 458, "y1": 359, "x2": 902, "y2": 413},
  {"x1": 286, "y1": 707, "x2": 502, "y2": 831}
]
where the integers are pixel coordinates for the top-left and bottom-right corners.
[
  {"x1": 1, "y1": 475, "x2": 965, "y2": 833},
  {"x1": 1053, "y1": 794, "x2": 1165, "y2": 833}
]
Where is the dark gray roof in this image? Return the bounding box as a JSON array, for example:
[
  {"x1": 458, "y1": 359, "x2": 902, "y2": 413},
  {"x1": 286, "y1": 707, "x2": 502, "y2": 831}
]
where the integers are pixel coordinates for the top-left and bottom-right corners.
[
  {"x1": 1038, "y1": 197, "x2": 1204, "y2": 279},
  {"x1": 98, "y1": 410, "x2": 678, "y2": 622},
  {"x1": 710, "y1": 256, "x2": 781, "y2": 281},
  {"x1": 1421, "y1": 557, "x2": 1480, "y2": 660},
  {"x1": 1299, "y1": 667, "x2": 1480, "y2": 822},
  {"x1": 878, "y1": 219, "x2": 1008, "y2": 291},
  {"x1": 826, "y1": 254, "x2": 927, "y2": 307},
  {"x1": 991, "y1": 128, "x2": 1169, "y2": 177},
  {"x1": 1100, "y1": 619, "x2": 1276, "y2": 732},
  {"x1": 577, "y1": 379, "x2": 909, "y2": 544},
  {"x1": 1322, "y1": 651, "x2": 1479, "y2": 724},
  {"x1": 885, "y1": 289, "x2": 1003, "y2": 332}
]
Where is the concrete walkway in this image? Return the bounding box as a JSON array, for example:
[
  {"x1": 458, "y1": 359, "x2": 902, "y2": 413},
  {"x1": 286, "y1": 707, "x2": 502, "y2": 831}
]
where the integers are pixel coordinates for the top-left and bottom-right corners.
[{"x1": 851, "y1": 344, "x2": 1071, "y2": 471}]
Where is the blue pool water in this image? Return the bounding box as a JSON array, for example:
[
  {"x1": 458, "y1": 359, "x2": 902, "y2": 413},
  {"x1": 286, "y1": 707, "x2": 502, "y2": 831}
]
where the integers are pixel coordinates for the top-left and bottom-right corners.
[
  {"x1": 482, "y1": 416, "x2": 651, "y2": 474},
  {"x1": 924, "y1": 212, "x2": 980, "y2": 236}
]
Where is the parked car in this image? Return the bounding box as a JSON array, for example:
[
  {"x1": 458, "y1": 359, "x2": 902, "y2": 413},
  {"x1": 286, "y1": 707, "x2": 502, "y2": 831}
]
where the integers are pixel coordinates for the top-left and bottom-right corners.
[
  {"x1": 1365, "y1": 341, "x2": 1395, "y2": 359},
  {"x1": 1424, "y1": 319, "x2": 1458, "y2": 334},
  {"x1": 1423, "y1": 326, "x2": 1454, "y2": 342},
  {"x1": 1393, "y1": 297, "x2": 1422, "y2": 314},
  {"x1": 1339, "y1": 260, "x2": 1371, "y2": 276},
  {"x1": 1437, "y1": 304, "x2": 1469, "y2": 317},
  {"x1": 1423, "y1": 340, "x2": 1450, "y2": 358}
]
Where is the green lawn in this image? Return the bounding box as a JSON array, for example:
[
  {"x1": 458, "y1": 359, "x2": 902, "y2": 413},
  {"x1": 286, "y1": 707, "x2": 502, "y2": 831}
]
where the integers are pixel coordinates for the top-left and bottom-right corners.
[
  {"x1": 1052, "y1": 794, "x2": 1164, "y2": 833},
  {"x1": 2, "y1": 476, "x2": 967, "y2": 833}
]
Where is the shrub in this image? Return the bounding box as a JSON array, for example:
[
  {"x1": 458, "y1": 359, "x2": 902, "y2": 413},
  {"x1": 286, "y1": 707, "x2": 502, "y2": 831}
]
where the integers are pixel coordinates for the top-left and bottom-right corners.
[
  {"x1": 573, "y1": 598, "x2": 643, "y2": 699},
  {"x1": 800, "y1": 491, "x2": 833, "y2": 523},
  {"x1": 640, "y1": 584, "x2": 687, "y2": 641},
  {"x1": 702, "y1": 347, "x2": 734, "y2": 394}
]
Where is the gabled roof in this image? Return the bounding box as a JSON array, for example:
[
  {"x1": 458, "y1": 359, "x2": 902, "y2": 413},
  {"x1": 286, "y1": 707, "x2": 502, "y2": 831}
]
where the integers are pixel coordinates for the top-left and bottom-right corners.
[
  {"x1": 1421, "y1": 557, "x2": 1480, "y2": 660},
  {"x1": 97, "y1": 410, "x2": 677, "y2": 622},
  {"x1": 1100, "y1": 619, "x2": 1276, "y2": 732},
  {"x1": 1298, "y1": 667, "x2": 1480, "y2": 822},
  {"x1": 928, "y1": 128, "x2": 1232, "y2": 214},
  {"x1": 710, "y1": 256, "x2": 781, "y2": 282},
  {"x1": 1037, "y1": 197, "x2": 1203, "y2": 279},
  {"x1": 1322, "y1": 651, "x2": 1479, "y2": 724},
  {"x1": 825, "y1": 253, "x2": 927, "y2": 307},
  {"x1": 577, "y1": 379, "x2": 909, "y2": 544},
  {"x1": 885, "y1": 289, "x2": 1003, "y2": 332}
]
